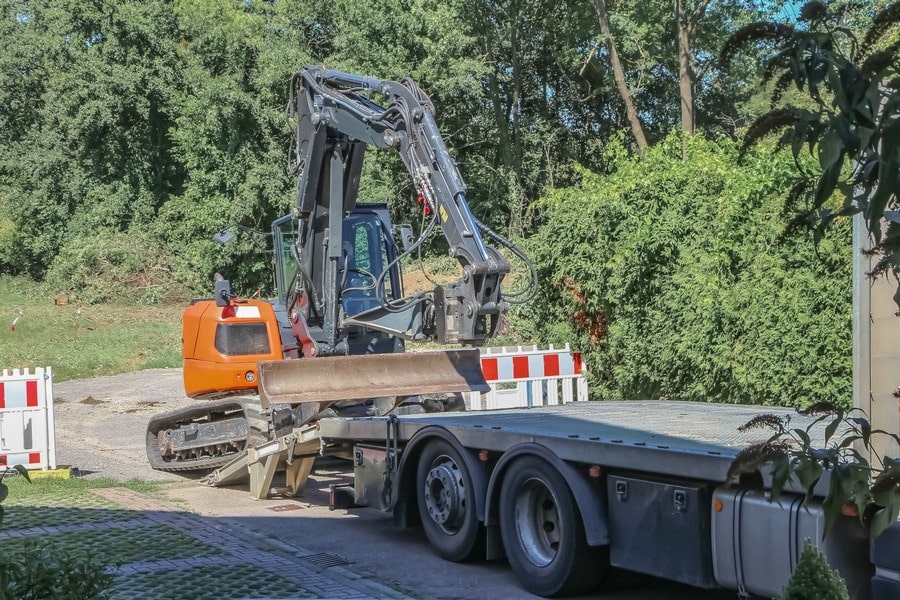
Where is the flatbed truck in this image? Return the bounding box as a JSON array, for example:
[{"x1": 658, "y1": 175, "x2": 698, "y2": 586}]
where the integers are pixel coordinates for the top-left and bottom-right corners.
[{"x1": 202, "y1": 397, "x2": 895, "y2": 599}]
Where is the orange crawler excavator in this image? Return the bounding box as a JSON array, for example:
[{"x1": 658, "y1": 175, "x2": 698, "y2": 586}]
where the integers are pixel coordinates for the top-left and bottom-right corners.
[{"x1": 146, "y1": 66, "x2": 535, "y2": 473}]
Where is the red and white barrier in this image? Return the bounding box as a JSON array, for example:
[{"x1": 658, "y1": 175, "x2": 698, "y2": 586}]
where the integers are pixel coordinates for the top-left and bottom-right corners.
[
  {"x1": 0, "y1": 367, "x2": 56, "y2": 470},
  {"x1": 466, "y1": 345, "x2": 588, "y2": 410}
]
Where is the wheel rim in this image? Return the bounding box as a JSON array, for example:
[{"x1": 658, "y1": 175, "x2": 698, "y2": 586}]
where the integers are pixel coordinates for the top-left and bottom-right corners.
[
  {"x1": 514, "y1": 477, "x2": 561, "y2": 567},
  {"x1": 423, "y1": 454, "x2": 466, "y2": 534}
]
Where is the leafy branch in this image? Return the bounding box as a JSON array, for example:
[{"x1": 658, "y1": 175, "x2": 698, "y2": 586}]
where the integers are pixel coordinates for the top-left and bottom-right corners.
[
  {"x1": 728, "y1": 403, "x2": 900, "y2": 538},
  {"x1": 0, "y1": 458, "x2": 30, "y2": 530},
  {"x1": 720, "y1": 1, "x2": 900, "y2": 305}
]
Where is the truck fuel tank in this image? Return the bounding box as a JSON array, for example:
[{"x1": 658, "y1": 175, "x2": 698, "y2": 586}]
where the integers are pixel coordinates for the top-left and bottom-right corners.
[{"x1": 712, "y1": 487, "x2": 872, "y2": 599}]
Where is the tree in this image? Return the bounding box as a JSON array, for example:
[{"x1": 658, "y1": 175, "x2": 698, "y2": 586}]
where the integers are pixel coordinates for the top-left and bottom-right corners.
[
  {"x1": 775, "y1": 540, "x2": 849, "y2": 600},
  {"x1": 591, "y1": 0, "x2": 647, "y2": 149},
  {"x1": 0, "y1": 0, "x2": 183, "y2": 279},
  {"x1": 720, "y1": 1, "x2": 900, "y2": 305},
  {"x1": 520, "y1": 134, "x2": 852, "y2": 408},
  {"x1": 675, "y1": 0, "x2": 710, "y2": 136}
]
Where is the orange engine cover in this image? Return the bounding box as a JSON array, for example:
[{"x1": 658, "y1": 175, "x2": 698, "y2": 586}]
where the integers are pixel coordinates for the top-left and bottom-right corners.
[{"x1": 181, "y1": 298, "x2": 283, "y2": 398}]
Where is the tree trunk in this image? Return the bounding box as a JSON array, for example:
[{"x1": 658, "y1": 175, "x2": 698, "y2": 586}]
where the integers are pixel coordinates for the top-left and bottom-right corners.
[
  {"x1": 676, "y1": 0, "x2": 694, "y2": 136},
  {"x1": 591, "y1": 0, "x2": 647, "y2": 150},
  {"x1": 675, "y1": 0, "x2": 709, "y2": 139}
]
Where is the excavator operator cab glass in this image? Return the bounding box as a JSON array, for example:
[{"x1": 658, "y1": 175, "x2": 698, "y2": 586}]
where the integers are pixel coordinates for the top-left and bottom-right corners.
[
  {"x1": 341, "y1": 209, "x2": 401, "y2": 316},
  {"x1": 272, "y1": 215, "x2": 297, "y2": 304}
]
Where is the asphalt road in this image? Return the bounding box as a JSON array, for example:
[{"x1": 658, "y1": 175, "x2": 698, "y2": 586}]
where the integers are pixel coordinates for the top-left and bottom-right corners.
[{"x1": 52, "y1": 369, "x2": 738, "y2": 600}]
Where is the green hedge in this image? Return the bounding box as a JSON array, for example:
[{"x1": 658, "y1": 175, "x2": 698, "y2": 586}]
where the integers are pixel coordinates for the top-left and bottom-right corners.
[{"x1": 520, "y1": 133, "x2": 851, "y2": 409}]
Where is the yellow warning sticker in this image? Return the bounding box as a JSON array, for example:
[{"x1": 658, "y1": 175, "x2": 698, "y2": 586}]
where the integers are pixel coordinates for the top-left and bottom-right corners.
[{"x1": 439, "y1": 205, "x2": 449, "y2": 223}]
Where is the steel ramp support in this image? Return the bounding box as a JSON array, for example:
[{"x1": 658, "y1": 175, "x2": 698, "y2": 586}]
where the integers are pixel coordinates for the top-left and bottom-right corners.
[
  {"x1": 285, "y1": 456, "x2": 315, "y2": 496},
  {"x1": 248, "y1": 447, "x2": 279, "y2": 500},
  {"x1": 200, "y1": 451, "x2": 251, "y2": 488},
  {"x1": 244, "y1": 424, "x2": 322, "y2": 499}
]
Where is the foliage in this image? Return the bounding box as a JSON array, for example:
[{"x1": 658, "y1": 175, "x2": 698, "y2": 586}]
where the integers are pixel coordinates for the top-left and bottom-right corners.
[
  {"x1": 775, "y1": 539, "x2": 849, "y2": 600},
  {"x1": 6, "y1": 463, "x2": 114, "y2": 600},
  {"x1": 0, "y1": 458, "x2": 30, "y2": 530},
  {"x1": 45, "y1": 230, "x2": 185, "y2": 304},
  {"x1": 0, "y1": 541, "x2": 114, "y2": 600},
  {"x1": 720, "y1": 1, "x2": 900, "y2": 304},
  {"x1": 728, "y1": 404, "x2": 900, "y2": 538},
  {"x1": 519, "y1": 133, "x2": 852, "y2": 408},
  {"x1": 0, "y1": 0, "x2": 782, "y2": 295}
]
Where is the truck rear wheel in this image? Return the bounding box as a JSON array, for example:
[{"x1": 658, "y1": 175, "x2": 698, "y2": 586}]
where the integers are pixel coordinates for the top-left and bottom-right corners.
[
  {"x1": 416, "y1": 440, "x2": 484, "y2": 561},
  {"x1": 499, "y1": 456, "x2": 608, "y2": 597}
]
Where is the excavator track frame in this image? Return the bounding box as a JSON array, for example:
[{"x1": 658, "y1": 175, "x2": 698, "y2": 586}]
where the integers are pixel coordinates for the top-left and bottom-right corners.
[{"x1": 145, "y1": 397, "x2": 270, "y2": 473}]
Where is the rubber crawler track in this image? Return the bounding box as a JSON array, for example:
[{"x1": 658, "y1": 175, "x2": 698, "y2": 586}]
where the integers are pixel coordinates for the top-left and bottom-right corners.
[{"x1": 145, "y1": 397, "x2": 269, "y2": 473}]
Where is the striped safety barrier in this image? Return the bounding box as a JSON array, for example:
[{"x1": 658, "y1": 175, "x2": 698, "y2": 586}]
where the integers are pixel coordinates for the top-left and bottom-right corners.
[
  {"x1": 0, "y1": 367, "x2": 56, "y2": 470},
  {"x1": 465, "y1": 344, "x2": 588, "y2": 411}
]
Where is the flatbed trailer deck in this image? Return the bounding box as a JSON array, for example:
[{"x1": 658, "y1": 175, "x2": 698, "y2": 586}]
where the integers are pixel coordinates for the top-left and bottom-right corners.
[{"x1": 319, "y1": 400, "x2": 825, "y2": 486}]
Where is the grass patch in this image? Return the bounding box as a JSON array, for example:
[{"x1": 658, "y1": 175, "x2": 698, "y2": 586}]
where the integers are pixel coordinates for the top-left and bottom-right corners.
[
  {"x1": 0, "y1": 275, "x2": 182, "y2": 381},
  {"x1": 3, "y1": 475, "x2": 164, "y2": 508},
  {"x1": 3, "y1": 503, "x2": 140, "y2": 530},
  {"x1": 2, "y1": 524, "x2": 222, "y2": 565},
  {"x1": 109, "y1": 564, "x2": 309, "y2": 600}
]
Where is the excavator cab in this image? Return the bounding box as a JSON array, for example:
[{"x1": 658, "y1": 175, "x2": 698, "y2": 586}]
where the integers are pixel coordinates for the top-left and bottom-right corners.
[{"x1": 272, "y1": 205, "x2": 402, "y2": 316}]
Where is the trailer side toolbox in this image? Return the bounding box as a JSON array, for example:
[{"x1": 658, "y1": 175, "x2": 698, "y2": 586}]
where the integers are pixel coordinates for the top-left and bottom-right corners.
[{"x1": 606, "y1": 474, "x2": 715, "y2": 588}]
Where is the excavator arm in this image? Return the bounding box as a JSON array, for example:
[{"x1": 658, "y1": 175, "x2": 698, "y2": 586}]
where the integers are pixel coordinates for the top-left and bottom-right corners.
[{"x1": 285, "y1": 66, "x2": 514, "y2": 351}]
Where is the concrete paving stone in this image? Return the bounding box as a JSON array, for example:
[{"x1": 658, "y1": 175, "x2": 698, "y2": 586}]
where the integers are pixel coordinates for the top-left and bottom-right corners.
[
  {"x1": 84, "y1": 488, "x2": 414, "y2": 599},
  {"x1": 5, "y1": 485, "x2": 408, "y2": 599}
]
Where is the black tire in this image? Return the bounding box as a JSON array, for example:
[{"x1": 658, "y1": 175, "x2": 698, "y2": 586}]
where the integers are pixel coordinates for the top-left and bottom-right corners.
[
  {"x1": 499, "y1": 456, "x2": 608, "y2": 597},
  {"x1": 416, "y1": 439, "x2": 484, "y2": 562}
]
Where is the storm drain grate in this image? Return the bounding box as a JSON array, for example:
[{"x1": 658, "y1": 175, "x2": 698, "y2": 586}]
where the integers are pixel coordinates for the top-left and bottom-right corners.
[{"x1": 300, "y1": 552, "x2": 353, "y2": 568}]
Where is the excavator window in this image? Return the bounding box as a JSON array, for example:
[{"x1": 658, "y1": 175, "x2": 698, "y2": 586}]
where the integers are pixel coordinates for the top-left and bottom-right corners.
[
  {"x1": 273, "y1": 216, "x2": 297, "y2": 303},
  {"x1": 214, "y1": 322, "x2": 271, "y2": 356},
  {"x1": 341, "y1": 211, "x2": 398, "y2": 316}
]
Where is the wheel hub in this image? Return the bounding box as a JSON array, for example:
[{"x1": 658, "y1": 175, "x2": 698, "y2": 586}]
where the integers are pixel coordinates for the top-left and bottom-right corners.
[
  {"x1": 423, "y1": 458, "x2": 466, "y2": 531},
  {"x1": 515, "y1": 478, "x2": 561, "y2": 567}
]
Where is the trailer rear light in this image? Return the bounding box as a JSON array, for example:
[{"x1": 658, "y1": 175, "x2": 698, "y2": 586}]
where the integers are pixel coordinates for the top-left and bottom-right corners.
[
  {"x1": 841, "y1": 504, "x2": 858, "y2": 517},
  {"x1": 589, "y1": 465, "x2": 601, "y2": 478},
  {"x1": 478, "y1": 450, "x2": 489, "y2": 462}
]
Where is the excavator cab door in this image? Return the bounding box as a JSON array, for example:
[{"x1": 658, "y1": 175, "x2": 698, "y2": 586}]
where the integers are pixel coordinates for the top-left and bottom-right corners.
[{"x1": 340, "y1": 206, "x2": 402, "y2": 317}]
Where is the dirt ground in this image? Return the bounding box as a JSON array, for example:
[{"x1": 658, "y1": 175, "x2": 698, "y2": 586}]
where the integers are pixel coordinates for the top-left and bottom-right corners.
[{"x1": 53, "y1": 368, "x2": 194, "y2": 482}]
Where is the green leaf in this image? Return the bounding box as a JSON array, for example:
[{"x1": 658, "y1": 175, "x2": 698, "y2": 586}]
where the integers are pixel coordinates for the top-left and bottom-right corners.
[
  {"x1": 824, "y1": 414, "x2": 842, "y2": 445},
  {"x1": 818, "y1": 131, "x2": 842, "y2": 171},
  {"x1": 823, "y1": 465, "x2": 850, "y2": 535},
  {"x1": 793, "y1": 427, "x2": 811, "y2": 448},
  {"x1": 795, "y1": 455, "x2": 824, "y2": 503},
  {"x1": 770, "y1": 456, "x2": 792, "y2": 499},
  {"x1": 872, "y1": 501, "x2": 900, "y2": 540}
]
